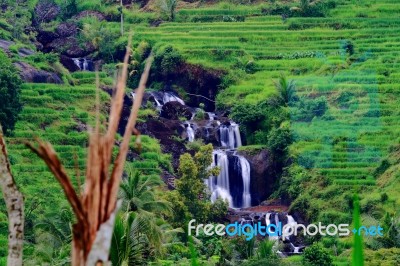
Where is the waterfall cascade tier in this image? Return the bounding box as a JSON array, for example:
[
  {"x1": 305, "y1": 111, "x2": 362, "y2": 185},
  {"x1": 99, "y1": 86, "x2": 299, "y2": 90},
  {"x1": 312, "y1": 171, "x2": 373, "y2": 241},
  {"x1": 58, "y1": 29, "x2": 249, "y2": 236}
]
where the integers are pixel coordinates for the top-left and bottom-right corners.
[
  {"x1": 219, "y1": 123, "x2": 242, "y2": 149},
  {"x1": 233, "y1": 212, "x2": 305, "y2": 254},
  {"x1": 185, "y1": 123, "x2": 195, "y2": 142},
  {"x1": 73, "y1": 58, "x2": 94, "y2": 71},
  {"x1": 148, "y1": 91, "x2": 185, "y2": 109},
  {"x1": 207, "y1": 150, "x2": 251, "y2": 208}
]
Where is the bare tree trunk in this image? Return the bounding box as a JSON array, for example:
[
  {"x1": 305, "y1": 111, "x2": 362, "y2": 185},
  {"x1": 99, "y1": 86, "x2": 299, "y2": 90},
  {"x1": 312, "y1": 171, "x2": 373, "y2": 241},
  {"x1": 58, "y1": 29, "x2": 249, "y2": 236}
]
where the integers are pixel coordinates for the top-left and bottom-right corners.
[{"x1": 0, "y1": 127, "x2": 24, "y2": 266}]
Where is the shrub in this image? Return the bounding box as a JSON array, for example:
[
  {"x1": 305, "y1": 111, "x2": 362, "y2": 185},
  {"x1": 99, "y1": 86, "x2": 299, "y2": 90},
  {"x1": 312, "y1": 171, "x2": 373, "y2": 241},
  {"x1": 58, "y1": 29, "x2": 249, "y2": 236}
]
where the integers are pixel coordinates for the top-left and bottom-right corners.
[
  {"x1": 153, "y1": 45, "x2": 183, "y2": 79},
  {"x1": 302, "y1": 242, "x2": 333, "y2": 266}
]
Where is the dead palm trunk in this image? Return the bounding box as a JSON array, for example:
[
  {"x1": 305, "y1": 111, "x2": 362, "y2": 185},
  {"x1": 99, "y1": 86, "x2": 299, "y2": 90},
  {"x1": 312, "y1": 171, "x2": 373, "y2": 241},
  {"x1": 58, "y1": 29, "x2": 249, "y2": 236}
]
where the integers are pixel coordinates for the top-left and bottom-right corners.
[
  {"x1": 27, "y1": 37, "x2": 153, "y2": 266},
  {"x1": 0, "y1": 126, "x2": 24, "y2": 266}
]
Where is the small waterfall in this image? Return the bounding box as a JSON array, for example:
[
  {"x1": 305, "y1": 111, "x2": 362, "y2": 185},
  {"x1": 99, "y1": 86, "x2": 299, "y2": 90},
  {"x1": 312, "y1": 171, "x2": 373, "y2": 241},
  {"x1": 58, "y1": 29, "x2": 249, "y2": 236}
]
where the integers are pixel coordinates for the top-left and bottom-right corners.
[
  {"x1": 207, "y1": 150, "x2": 251, "y2": 208},
  {"x1": 208, "y1": 150, "x2": 233, "y2": 207},
  {"x1": 207, "y1": 112, "x2": 216, "y2": 121},
  {"x1": 187, "y1": 124, "x2": 195, "y2": 142},
  {"x1": 73, "y1": 58, "x2": 81, "y2": 70},
  {"x1": 219, "y1": 122, "x2": 242, "y2": 149},
  {"x1": 72, "y1": 58, "x2": 93, "y2": 71},
  {"x1": 83, "y1": 58, "x2": 89, "y2": 70},
  {"x1": 238, "y1": 155, "x2": 251, "y2": 208},
  {"x1": 163, "y1": 92, "x2": 185, "y2": 105}
]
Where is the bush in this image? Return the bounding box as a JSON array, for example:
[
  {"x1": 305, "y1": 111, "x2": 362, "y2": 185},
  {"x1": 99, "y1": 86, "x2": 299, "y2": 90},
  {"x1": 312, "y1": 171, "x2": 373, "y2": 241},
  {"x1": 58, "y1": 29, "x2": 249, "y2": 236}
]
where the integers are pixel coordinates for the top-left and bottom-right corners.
[
  {"x1": 153, "y1": 45, "x2": 183, "y2": 80},
  {"x1": 291, "y1": 96, "x2": 328, "y2": 122},
  {"x1": 302, "y1": 243, "x2": 333, "y2": 266},
  {"x1": 0, "y1": 50, "x2": 22, "y2": 135}
]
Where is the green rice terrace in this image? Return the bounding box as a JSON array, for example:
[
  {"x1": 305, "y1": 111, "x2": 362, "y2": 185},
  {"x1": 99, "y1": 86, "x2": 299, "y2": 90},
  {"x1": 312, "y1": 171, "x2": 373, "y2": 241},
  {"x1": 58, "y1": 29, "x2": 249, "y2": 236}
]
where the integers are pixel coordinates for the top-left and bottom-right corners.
[{"x1": 0, "y1": 0, "x2": 399, "y2": 265}]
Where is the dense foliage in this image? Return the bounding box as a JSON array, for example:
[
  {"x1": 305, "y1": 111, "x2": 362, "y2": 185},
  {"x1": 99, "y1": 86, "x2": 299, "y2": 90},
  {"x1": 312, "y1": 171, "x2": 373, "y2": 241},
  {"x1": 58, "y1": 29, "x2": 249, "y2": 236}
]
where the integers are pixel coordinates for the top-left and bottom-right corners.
[
  {"x1": 0, "y1": 0, "x2": 400, "y2": 265},
  {"x1": 0, "y1": 50, "x2": 22, "y2": 135}
]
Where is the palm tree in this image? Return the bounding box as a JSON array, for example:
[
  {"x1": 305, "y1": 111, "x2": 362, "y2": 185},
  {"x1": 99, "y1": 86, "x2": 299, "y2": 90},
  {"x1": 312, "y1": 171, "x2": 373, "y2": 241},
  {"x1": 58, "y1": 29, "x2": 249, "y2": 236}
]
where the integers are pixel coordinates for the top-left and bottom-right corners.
[
  {"x1": 119, "y1": 169, "x2": 171, "y2": 214},
  {"x1": 274, "y1": 74, "x2": 296, "y2": 105},
  {"x1": 110, "y1": 169, "x2": 182, "y2": 265}
]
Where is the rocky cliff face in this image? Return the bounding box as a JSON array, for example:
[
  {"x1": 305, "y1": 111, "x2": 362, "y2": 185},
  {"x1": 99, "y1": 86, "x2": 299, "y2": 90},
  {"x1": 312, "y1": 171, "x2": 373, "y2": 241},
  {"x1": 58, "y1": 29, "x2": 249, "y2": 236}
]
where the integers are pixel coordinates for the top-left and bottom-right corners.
[{"x1": 116, "y1": 91, "x2": 278, "y2": 206}]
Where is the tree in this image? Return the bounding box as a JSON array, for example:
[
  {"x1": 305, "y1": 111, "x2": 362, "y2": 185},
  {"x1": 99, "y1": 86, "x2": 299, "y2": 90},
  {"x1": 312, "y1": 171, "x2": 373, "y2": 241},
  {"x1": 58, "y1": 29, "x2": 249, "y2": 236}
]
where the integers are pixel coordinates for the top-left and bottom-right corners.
[
  {"x1": 119, "y1": 169, "x2": 171, "y2": 214},
  {"x1": 159, "y1": 0, "x2": 178, "y2": 21},
  {"x1": 0, "y1": 50, "x2": 22, "y2": 136},
  {"x1": 176, "y1": 144, "x2": 226, "y2": 222},
  {"x1": 274, "y1": 74, "x2": 296, "y2": 105}
]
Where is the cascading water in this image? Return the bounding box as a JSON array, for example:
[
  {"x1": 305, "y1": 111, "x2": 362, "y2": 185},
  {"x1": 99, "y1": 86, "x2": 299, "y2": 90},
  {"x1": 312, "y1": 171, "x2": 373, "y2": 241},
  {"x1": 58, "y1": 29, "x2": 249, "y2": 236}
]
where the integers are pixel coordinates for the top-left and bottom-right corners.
[
  {"x1": 238, "y1": 155, "x2": 251, "y2": 208},
  {"x1": 263, "y1": 212, "x2": 304, "y2": 254},
  {"x1": 163, "y1": 92, "x2": 185, "y2": 105},
  {"x1": 72, "y1": 58, "x2": 93, "y2": 71},
  {"x1": 207, "y1": 150, "x2": 251, "y2": 208},
  {"x1": 219, "y1": 122, "x2": 242, "y2": 149},
  {"x1": 208, "y1": 150, "x2": 233, "y2": 207},
  {"x1": 186, "y1": 124, "x2": 195, "y2": 142},
  {"x1": 207, "y1": 112, "x2": 216, "y2": 121},
  {"x1": 73, "y1": 58, "x2": 80, "y2": 70},
  {"x1": 83, "y1": 58, "x2": 88, "y2": 70}
]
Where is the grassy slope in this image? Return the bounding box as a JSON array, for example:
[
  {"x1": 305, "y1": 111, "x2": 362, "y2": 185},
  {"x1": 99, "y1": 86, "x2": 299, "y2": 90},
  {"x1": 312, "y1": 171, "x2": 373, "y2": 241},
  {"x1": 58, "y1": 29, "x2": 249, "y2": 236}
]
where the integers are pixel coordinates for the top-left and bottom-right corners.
[{"x1": 0, "y1": 71, "x2": 170, "y2": 262}]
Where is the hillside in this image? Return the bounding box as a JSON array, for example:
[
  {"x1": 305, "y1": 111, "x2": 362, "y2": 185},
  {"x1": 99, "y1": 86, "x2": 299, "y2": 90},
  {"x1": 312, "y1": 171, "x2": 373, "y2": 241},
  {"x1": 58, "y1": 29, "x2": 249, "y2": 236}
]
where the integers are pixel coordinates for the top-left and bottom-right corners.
[{"x1": 0, "y1": 0, "x2": 400, "y2": 265}]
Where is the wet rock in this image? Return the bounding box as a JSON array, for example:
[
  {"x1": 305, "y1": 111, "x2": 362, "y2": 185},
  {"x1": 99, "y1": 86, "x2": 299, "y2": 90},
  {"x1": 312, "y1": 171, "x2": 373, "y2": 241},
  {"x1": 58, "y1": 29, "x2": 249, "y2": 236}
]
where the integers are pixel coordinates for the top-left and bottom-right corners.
[
  {"x1": 60, "y1": 55, "x2": 80, "y2": 72},
  {"x1": 14, "y1": 62, "x2": 63, "y2": 84},
  {"x1": 160, "y1": 101, "x2": 192, "y2": 120}
]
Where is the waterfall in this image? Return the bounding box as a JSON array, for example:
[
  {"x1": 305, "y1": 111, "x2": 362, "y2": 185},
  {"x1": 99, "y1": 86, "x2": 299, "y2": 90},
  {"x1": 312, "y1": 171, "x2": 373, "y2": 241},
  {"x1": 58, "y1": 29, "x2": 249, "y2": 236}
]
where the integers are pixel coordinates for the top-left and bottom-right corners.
[
  {"x1": 72, "y1": 58, "x2": 93, "y2": 71},
  {"x1": 207, "y1": 150, "x2": 251, "y2": 208},
  {"x1": 238, "y1": 155, "x2": 251, "y2": 208},
  {"x1": 187, "y1": 124, "x2": 195, "y2": 142},
  {"x1": 73, "y1": 58, "x2": 81, "y2": 70},
  {"x1": 208, "y1": 150, "x2": 233, "y2": 207},
  {"x1": 163, "y1": 92, "x2": 185, "y2": 105},
  {"x1": 207, "y1": 112, "x2": 216, "y2": 121},
  {"x1": 83, "y1": 58, "x2": 88, "y2": 71},
  {"x1": 219, "y1": 122, "x2": 242, "y2": 149},
  {"x1": 154, "y1": 97, "x2": 162, "y2": 107}
]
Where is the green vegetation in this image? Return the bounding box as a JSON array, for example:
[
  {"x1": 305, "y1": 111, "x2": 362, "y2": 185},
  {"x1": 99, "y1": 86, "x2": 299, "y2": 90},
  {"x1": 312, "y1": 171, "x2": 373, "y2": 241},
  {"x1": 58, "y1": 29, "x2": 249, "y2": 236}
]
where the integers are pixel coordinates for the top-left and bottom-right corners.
[
  {"x1": 0, "y1": 0, "x2": 400, "y2": 265},
  {"x1": 0, "y1": 50, "x2": 22, "y2": 135}
]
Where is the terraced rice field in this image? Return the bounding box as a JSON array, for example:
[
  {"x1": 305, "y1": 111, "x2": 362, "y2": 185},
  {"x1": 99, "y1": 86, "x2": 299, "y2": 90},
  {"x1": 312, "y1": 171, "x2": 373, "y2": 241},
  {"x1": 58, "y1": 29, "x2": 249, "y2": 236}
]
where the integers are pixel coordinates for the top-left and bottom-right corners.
[
  {"x1": 4, "y1": 82, "x2": 168, "y2": 249},
  {"x1": 130, "y1": 0, "x2": 400, "y2": 187}
]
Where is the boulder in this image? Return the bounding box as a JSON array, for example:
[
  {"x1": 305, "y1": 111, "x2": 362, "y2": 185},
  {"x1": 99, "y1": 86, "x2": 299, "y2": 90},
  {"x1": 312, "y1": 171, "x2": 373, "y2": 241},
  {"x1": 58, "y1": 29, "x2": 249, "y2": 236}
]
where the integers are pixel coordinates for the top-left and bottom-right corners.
[
  {"x1": 45, "y1": 37, "x2": 95, "y2": 57},
  {"x1": 14, "y1": 62, "x2": 63, "y2": 84},
  {"x1": 160, "y1": 101, "x2": 192, "y2": 120},
  {"x1": 37, "y1": 30, "x2": 59, "y2": 46},
  {"x1": 56, "y1": 22, "x2": 78, "y2": 37},
  {"x1": 72, "y1": 10, "x2": 106, "y2": 21},
  {"x1": 34, "y1": 0, "x2": 60, "y2": 24}
]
